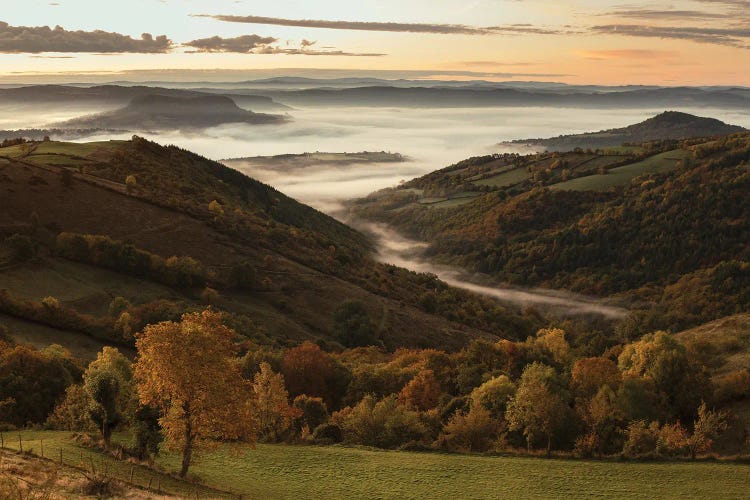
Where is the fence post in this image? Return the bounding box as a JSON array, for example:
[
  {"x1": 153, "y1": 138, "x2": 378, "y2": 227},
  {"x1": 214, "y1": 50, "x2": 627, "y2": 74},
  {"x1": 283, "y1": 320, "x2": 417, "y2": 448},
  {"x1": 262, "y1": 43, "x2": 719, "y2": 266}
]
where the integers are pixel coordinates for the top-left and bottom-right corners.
[
  {"x1": 1, "y1": 431, "x2": 4, "y2": 448},
  {"x1": 60, "y1": 448, "x2": 63, "y2": 465},
  {"x1": 130, "y1": 465, "x2": 134, "y2": 484},
  {"x1": 40, "y1": 439, "x2": 43, "y2": 458},
  {"x1": 18, "y1": 434, "x2": 22, "y2": 453}
]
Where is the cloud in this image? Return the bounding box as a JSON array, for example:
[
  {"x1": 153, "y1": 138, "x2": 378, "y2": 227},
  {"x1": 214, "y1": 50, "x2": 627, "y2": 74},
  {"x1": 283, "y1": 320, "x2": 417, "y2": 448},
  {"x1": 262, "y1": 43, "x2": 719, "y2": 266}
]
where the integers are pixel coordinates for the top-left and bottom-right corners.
[
  {"x1": 601, "y1": 9, "x2": 732, "y2": 20},
  {"x1": 194, "y1": 14, "x2": 567, "y2": 36},
  {"x1": 578, "y1": 49, "x2": 679, "y2": 60},
  {"x1": 591, "y1": 24, "x2": 750, "y2": 48},
  {"x1": 184, "y1": 34, "x2": 384, "y2": 56},
  {"x1": 0, "y1": 21, "x2": 171, "y2": 53},
  {"x1": 185, "y1": 34, "x2": 277, "y2": 53}
]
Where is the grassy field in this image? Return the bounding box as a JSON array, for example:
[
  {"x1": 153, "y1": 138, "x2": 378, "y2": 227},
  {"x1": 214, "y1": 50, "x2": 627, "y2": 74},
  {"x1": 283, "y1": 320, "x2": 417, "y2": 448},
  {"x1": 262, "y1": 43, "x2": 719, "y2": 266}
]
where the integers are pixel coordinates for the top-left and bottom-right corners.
[
  {"x1": 551, "y1": 149, "x2": 689, "y2": 191},
  {"x1": 473, "y1": 167, "x2": 530, "y2": 188},
  {"x1": 4, "y1": 431, "x2": 749, "y2": 499}
]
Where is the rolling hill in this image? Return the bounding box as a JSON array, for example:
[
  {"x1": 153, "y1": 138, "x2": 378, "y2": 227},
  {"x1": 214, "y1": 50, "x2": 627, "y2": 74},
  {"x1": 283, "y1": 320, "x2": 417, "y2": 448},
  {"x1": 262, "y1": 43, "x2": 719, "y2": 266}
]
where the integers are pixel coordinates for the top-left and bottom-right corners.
[
  {"x1": 350, "y1": 128, "x2": 750, "y2": 333},
  {"x1": 0, "y1": 137, "x2": 541, "y2": 357},
  {"x1": 509, "y1": 111, "x2": 746, "y2": 151},
  {"x1": 54, "y1": 95, "x2": 287, "y2": 130}
]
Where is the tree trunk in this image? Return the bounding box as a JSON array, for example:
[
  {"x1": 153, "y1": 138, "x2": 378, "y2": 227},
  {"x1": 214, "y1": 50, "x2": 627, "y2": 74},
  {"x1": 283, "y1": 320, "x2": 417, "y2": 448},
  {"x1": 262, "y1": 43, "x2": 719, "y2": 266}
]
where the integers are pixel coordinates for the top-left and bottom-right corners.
[
  {"x1": 546, "y1": 434, "x2": 551, "y2": 458},
  {"x1": 179, "y1": 404, "x2": 193, "y2": 478},
  {"x1": 102, "y1": 414, "x2": 111, "y2": 449}
]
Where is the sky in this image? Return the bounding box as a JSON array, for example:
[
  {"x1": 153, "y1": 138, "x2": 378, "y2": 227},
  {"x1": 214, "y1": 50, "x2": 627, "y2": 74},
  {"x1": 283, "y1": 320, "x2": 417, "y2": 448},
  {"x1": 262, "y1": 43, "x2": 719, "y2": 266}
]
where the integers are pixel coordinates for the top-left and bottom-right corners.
[{"x1": 1, "y1": 0, "x2": 749, "y2": 85}]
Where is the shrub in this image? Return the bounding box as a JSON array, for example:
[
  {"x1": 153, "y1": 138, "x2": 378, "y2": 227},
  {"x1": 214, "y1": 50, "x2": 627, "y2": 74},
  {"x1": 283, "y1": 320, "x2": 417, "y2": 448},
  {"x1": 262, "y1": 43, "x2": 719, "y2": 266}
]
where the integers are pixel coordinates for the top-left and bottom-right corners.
[
  {"x1": 312, "y1": 423, "x2": 343, "y2": 444},
  {"x1": 622, "y1": 420, "x2": 660, "y2": 458},
  {"x1": 439, "y1": 405, "x2": 499, "y2": 453},
  {"x1": 332, "y1": 395, "x2": 428, "y2": 449},
  {"x1": 293, "y1": 395, "x2": 329, "y2": 432}
]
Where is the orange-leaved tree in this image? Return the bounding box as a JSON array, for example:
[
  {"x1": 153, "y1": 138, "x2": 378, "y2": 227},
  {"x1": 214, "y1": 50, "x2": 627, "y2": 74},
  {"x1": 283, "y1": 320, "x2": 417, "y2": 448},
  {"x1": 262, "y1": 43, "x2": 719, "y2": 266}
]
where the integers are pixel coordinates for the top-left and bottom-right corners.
[{"x1": 134, "y1": 309, "x2": 256, "y2": 478}]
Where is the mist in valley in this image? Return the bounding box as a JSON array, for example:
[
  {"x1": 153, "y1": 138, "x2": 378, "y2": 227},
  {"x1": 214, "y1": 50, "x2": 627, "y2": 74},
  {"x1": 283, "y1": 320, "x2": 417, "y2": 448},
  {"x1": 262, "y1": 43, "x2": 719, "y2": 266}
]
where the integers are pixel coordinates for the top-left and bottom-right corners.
[{"x1": 4, "y1": 100, "x2": 749, "y2": 315}]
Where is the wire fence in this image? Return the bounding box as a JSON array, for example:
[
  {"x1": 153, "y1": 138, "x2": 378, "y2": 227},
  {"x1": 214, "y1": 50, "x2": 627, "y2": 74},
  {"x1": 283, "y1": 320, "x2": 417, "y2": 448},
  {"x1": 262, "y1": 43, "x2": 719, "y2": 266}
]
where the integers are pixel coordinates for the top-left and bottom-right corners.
[{"x1": 0, "y1": 432, "x2": 242, "y2": 499}]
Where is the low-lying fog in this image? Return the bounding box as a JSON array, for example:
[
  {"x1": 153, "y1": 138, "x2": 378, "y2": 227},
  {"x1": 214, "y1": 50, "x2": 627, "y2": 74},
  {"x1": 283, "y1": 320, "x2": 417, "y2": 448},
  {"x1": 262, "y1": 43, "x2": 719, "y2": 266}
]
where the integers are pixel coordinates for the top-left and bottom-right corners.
[
  {"x1": 7, "y1": 102, "x2": 749, "y2": 316},
  {"x1": 352, "y1": 220, "x2": 629, "y2": 319},
  {"x1": 5, "y1": 104, "x2": 750, "y2": 212}
]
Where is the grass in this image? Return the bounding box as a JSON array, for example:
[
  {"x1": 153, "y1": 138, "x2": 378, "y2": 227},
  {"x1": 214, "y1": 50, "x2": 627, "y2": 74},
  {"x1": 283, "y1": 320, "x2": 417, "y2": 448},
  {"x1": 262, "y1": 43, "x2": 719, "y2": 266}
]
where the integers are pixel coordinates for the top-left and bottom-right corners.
[
  {"x1": 0, "y1": 259, "x2": 182, "y2": 313},
  {"x1": 2, "y1": 431, "x2": 232, "y2": 498},
  {"x1": 5, "y1": 431, "x2": 749, "y2": 499},
  {"x1": 473, "y1": 167, "x2": 530, "y2": 188},
  {"x1": 550, "y1": 149, "x2": 689, "y2": 191},
  {"x1": 0, "y1": 313, "x2": 118, "y2": 360}
]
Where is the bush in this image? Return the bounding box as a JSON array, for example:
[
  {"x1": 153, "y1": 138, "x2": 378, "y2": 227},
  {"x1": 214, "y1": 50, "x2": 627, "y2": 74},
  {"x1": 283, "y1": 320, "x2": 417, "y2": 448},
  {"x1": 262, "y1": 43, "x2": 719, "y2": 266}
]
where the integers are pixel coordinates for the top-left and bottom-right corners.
[
  {"x1": 438, "y1": 405, "x2": 498, "y2": 452},
  {"x1": 312, "y1": 423, "x2": 343, "y2": 444},
  {"x1": 293, "y1": 395, "x2": 329, "y2": 432},
  {"x1": 332, "y1": 395, "x2": 429, "y2": 449},
  {"x1": 622, "y1": 420, "x2": 660, "y2": 458}
]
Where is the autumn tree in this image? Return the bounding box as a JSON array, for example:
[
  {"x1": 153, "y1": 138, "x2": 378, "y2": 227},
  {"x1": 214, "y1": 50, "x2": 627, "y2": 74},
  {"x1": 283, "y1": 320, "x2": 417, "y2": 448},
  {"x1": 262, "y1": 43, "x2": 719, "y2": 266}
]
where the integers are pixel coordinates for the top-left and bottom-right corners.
[
  {"x1": 134, "y1": 310, "x2": 256, "y2": 478},
  {"x1": 570, "y1": 357, "x2": 620, "y2": 401},
  {"x1": 398, "y1": 370, "x2": 442, "y2": 411},
  {"x1": 439, "y1": 405, "x2": 498, "y2": 452},
  {"x1": 687, "y1": 402, "x2": 728, "y2": 459},
  {"x1": 506, "y1": 362, "x2": 568, "y2": 455},
  {"x1": 282, "y1": 342, "x2": 348, "y2": 409},
  {"x1": 252, "y1": 362, "x2": 299, "y2": 442},
  {"x1": 469, "y1": 375, "x2": 516, "y2": 420}
]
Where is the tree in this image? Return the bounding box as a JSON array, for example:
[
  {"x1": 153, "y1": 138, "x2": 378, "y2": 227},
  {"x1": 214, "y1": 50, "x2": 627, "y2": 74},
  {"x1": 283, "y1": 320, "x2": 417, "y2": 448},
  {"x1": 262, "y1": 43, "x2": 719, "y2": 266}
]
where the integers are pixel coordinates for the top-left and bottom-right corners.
[
  {"x1": 134, "y1": 309, "x2": 256, "y2": 478},
  {"x1": 506, "y1": 363, "x2": 567, "y2": 455},
  {"x1": 208, "y1": 199, "x2": 224, "y2": 215},
  {"x1": 687, "y1": 402, "x2": 728, "y2": 459},
  {"x1": 439, "y1": 405, "x2": 498, "y2": 452},
  {"x1": 252, "y1": 362, "x2": 299, "y2": 442},
  {"x1": 83, "y1": 347, "x2": 134, "y2": 446},
  {"x1": 398, "y1": 370, "x2": 442, "y2": 411},
  {"x1": 85, "y1": 371, "x2": 121, "y2": 448},
  {"x1": 293, "y1": 395, "x2": 329, "y2": 434},
  {"x1": 125, "y1": 175, "x2": 137, "y2": 193},
  {"x1": 570, "y1": 357, "x2": 620, "y2": 401},
  {"x1": 333, "y1": 300, "x2": 378, "y2": 348},
  {"x1": 47, "y1": 384, "x2": 95, "y2": 431},
  {"x1": 282, "y1": 342, "x2": 343, "y2": 408},
  {"x1": 332, "y1": 395, "x2": 427, "y2": 449},
  {"x1": 469, "y1": 375, "x2": 516, "y2": 420}
]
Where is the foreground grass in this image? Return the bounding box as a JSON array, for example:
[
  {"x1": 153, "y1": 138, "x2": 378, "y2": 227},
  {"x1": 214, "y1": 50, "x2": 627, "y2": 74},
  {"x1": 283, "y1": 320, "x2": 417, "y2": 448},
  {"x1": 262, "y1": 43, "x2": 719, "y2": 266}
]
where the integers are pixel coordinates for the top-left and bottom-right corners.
[{"x1": 6, "y1": 431, "x2": 750, "y2": 499}]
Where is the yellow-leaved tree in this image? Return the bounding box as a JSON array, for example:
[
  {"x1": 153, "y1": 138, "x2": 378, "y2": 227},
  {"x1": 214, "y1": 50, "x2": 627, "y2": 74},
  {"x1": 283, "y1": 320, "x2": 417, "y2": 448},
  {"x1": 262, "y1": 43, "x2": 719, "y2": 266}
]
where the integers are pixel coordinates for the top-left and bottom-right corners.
[{"x1": 134, "y1": 309, "x2": 256, "y2": 477}]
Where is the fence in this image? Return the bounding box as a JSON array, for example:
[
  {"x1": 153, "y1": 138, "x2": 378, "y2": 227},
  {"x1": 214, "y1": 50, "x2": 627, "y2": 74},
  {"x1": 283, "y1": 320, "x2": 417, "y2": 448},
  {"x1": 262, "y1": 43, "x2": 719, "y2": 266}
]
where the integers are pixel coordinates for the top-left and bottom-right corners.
[{"x1": 0, "y1": 432, "x2": 242, "y2": 499}]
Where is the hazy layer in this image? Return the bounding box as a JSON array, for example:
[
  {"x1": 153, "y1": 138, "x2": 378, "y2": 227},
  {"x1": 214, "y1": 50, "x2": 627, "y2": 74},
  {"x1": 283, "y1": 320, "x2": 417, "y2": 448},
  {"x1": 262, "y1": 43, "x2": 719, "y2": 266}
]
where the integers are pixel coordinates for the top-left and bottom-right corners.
[
  {"x1": 351, "y1": 220, "x2": 628, "y2": 319},
  {"x1": 5, "y1": 102, "x2": 748, "y2": 315}
]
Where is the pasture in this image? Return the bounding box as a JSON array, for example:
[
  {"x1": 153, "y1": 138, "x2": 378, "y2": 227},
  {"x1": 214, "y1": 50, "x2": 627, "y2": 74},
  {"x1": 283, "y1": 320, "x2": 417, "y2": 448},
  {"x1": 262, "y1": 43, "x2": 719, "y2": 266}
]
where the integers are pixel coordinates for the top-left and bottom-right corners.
[
  {"x1": 550, "y1": 149, "x2": 689, "y2": 191},
  {"x1": 5, "y1": 431, "x2": 750, "y2": 499}
]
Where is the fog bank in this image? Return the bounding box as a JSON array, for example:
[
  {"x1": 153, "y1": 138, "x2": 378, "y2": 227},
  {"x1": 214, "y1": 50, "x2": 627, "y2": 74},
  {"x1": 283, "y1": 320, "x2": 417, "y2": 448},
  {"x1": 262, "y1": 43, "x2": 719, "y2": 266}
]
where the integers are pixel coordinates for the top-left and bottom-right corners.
[{"x1": 350, "y1": 220, "x2": 628, "y2": 319}]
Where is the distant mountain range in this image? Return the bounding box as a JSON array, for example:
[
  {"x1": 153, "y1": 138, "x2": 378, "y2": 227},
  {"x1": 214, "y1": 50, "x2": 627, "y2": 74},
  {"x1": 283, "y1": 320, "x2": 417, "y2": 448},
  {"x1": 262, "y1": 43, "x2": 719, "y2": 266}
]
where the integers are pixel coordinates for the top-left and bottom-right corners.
[
  {"x1": 54, "y1": 95, "x2": 288, "y2": 130},
  {"x1": 0, "y1": 84, "x2": 289, "y2": 112},
  {"x1": 508, "y1": 111, "x2": 746, "y2": 151},
  {"x1": 2, "y1": 83, "x2": 750, "y2": 110},
  {"x1": 251, "y1": 86, "x2": 750, "y2": 109}
]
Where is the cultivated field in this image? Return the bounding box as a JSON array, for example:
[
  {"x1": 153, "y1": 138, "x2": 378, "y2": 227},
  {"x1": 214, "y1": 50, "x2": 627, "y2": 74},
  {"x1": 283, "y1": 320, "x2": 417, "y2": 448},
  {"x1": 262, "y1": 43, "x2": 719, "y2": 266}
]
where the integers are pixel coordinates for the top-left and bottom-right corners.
[
  {"x1": 551, "y1": 149, "x2": 690, "y2": 191},
  {"x1": 4, "y1": 431, "x2": 749, "y2": 499}
]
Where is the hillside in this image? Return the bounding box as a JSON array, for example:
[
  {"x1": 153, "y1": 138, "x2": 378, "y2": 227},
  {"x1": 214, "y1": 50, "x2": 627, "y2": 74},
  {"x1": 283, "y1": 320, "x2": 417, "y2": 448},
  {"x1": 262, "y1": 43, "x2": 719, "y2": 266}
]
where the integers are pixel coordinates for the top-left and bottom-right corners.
[
  {"x1": 0, "y1": 137, "x2": 541, "y2": 355},
  {"x1": 509, "y1": 111, "x2": 746, "y2": 151},
  {"x1": 350, "y1": 131, "x2": 750, "y2": 333},
  {"x1": 55, "y1": 95, "x2": 287, "y2": 130},
  {"x1": 0, "y1": 84, "x2": 289, "y2": 111}
]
